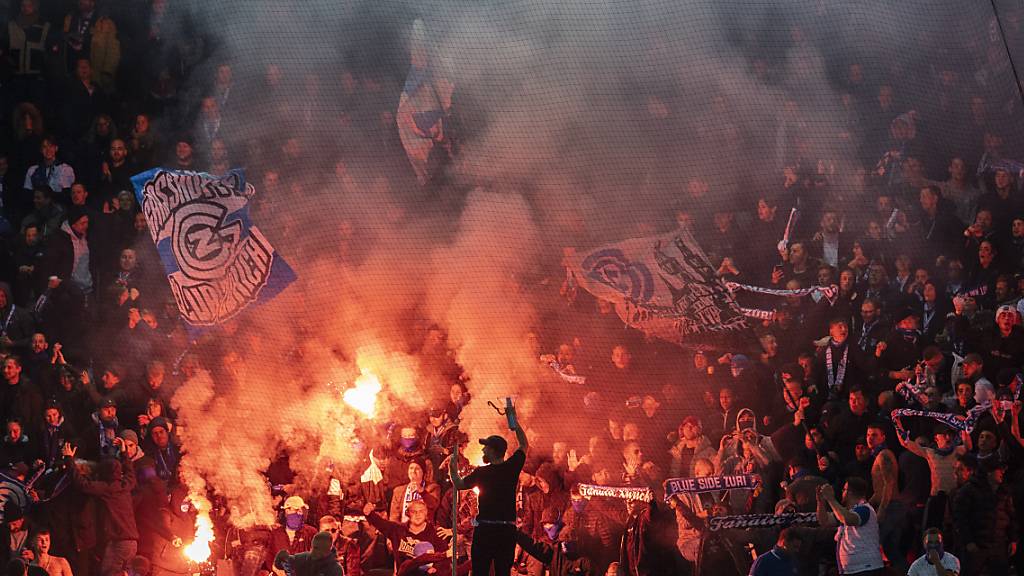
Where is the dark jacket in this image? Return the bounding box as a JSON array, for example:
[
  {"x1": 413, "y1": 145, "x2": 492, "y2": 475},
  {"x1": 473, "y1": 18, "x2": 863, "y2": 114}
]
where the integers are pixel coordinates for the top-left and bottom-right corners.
[
  {"x1": 273, "y1": 551, "x2": 343, "y2": 576},
  {"x1": 71, "y1": 454, "x2": 139, "y2": 541},
  {"x1": 264, "y1": 525, "x2": 318, "y2": 573},
  {"x1": 952, "y1": 474, "x2": 1000, "y2": 549},
  {"x1": 515, "y1": 530, "x2": 592, "y2": 575},
  {"x1": 0, "y1": 433, "x2": 38, "y2": 470},
  {"x1": 0, "y1": 376, "x2": 44, "y2": 435},
  {"x1": 365, "y1": 512, "x2": 448, "y2": 575},
  {"x1": 0, "y1": 302, "x2": 37, "y2": 351},
  {"x1": 38, "y1": 224, "x2": 102, "y2": 293}
]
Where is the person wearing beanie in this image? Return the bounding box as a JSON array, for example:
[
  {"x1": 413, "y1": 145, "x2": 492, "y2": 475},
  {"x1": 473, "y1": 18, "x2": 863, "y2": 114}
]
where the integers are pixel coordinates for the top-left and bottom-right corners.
[
  {"x1": 143, "y1": 416, "x2": 178, "y2": 483},
  {"x1": 118, "y1": 429, "x2": 144, "y2": 462}
]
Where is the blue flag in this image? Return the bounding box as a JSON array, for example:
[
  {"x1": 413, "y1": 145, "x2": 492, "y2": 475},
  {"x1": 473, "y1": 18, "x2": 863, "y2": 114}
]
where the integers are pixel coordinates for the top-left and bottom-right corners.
[
  {"x1": 397, "y1": 19, "x2": 453, "y2": 185},
  {"x1": 131, "y1": 168, "x2": 296, "y2": 328}
]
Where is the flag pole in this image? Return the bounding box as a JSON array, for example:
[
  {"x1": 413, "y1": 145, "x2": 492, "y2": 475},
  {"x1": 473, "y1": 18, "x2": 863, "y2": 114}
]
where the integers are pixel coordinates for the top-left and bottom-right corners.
[{"x1": 451, "y1": 448, "x2": 459, "y2": 576}]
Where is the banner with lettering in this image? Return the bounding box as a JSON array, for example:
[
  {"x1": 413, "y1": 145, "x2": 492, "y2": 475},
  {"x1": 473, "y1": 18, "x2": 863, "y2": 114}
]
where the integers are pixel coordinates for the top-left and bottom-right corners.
[
  {"x1": 131, "y1": 168, "x2": 296, "y2": 327},
  {"x1": 663, "y1": 474, "x2": 760, "y2": 501},
  {"x1": 708, "y1": 512, "x2": 817, "y2": 532},
  {"x1": 890, "y1": 404, "x2": 988, "y2": 434},
  {"x1": 569, "y1": 228, "x2": 748, "y2": 348},
  {"x1": 577, "y1": 484, "x2": 654, "y2": 502}
]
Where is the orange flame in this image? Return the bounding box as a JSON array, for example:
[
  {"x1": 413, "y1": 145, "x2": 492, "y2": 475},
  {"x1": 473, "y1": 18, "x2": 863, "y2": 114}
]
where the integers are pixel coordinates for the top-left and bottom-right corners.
[
  {"x1": 183, "y1": 499, "x2": 215, "y2": 563},
  {"x1": 465, "y1": 443, "x2": 485, "y2": 467},
  {"x1": 343, "y1": 370, "x2": 382, "y2": 417}
]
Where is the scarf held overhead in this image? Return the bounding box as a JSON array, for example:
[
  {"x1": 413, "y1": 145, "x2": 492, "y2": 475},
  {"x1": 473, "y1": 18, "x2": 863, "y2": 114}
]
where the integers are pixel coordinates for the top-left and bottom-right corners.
[
  {"x1": 725, "y1": 282, "x2": 839, "y2": 305},
  {"x1": 663, "y1": 474, "x2": 760, "y2": 500},
  {"x1": 577, "y1": 484, "x2": 654, "y2": 502}
]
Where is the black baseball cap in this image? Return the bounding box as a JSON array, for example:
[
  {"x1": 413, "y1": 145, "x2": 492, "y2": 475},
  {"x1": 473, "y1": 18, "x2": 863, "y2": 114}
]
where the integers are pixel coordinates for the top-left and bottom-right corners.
[{"x1": 479, "y1": 435, "x2": 508, "y2": 454}]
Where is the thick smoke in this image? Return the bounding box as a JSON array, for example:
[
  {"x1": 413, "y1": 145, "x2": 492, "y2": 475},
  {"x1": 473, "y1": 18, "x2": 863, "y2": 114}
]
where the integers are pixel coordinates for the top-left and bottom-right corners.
[{"x1": 155, "y1": 0, "x2": 1011, "y2": 526}]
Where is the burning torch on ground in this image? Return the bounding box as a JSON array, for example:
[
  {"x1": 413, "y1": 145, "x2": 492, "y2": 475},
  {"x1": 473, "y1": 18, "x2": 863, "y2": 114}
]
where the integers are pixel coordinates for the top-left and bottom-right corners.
[{"x1": 179, "y1": 493, "x2": 216, "y2": 575}]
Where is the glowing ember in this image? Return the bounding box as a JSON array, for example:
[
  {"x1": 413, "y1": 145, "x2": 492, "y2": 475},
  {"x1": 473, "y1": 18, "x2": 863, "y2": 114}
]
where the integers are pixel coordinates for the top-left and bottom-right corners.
[
  {"x1": 183, "y1": 500, "x2": 215, "y2": 563},
  {"x1": 343, "y1": 370, "x2": 383, "y2": 417}
]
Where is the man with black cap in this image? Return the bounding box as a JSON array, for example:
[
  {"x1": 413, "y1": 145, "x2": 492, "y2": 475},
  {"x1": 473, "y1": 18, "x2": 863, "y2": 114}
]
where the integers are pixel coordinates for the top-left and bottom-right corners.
[
  {"x1": 449, "y1": 402, "x2": 528, "y2": 576},
  {"x1": 81, "y1": 397, "x2": 121, "y2": 461}
]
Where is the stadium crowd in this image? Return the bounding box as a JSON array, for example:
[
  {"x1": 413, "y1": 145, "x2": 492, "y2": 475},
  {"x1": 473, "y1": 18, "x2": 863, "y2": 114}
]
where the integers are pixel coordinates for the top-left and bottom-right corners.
[{"x1": 1, "y1": 0, "x2": 1024, "y2": 576}]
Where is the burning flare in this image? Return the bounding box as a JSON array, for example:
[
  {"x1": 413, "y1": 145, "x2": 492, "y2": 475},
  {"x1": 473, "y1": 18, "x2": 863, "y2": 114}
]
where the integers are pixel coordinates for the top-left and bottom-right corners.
[
  {"x1": 183, "y1": 497, "x2": 215, "y2": 563},
  {"x1": 343, "y1": 370, "x2": 383, "y2": 417}
]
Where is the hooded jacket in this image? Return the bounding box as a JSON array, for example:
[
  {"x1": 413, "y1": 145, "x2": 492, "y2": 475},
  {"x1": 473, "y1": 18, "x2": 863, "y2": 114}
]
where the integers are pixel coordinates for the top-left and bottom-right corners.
[{"x1": 715, "y1": 408, "x2": 780, "y2": 473}]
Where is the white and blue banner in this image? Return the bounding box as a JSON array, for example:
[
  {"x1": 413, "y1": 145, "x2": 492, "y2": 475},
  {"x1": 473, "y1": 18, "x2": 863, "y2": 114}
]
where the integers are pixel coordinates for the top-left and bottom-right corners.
[
  {"x1": 570, "y1": 228, "x2": 747, "y2": 347},
  {"x1": 131, "y1": 168, "x2": 296, "y2": 327},
  {"x1": 397, "y1": 19, "x2": 453, "y2": 185}
]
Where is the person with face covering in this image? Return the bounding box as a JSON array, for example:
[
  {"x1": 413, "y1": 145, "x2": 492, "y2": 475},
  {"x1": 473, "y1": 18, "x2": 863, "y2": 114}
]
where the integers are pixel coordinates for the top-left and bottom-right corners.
[
  {"x1": 386, "y1": 426, "x2": 427, "y2": 495},
  {"x1": 715, "y1": 408, "x2": 780, "y2": 475},
  {"x1": 265, "y1": 496, "x2": 318, "y2": 576},
  {"x1": 273, "y1": 532, "x2": 343, "y2": 576},
  {"x1": 514, "y1": 506, "x2": 591, "y2": 576}
]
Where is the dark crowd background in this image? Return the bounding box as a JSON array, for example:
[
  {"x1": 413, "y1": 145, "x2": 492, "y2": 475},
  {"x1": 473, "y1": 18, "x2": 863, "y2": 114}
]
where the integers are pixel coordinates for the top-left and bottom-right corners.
[{"x1": 2, "y1": 0, "x2": 1024, "y2": 576}]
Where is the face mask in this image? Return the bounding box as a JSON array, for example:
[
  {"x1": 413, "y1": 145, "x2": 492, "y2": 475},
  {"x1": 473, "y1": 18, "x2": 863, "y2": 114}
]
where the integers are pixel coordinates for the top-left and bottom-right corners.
[
  {"x1": 543, "y1": 524, "x2": 562, "y2": 541},
  {"x1": 399, "y1": 438, "x2": 417, "y2": 449},
  {"x1": 285, "y1": 512, "x2": 304, "y2": 530},
  {"x1": 571, "y1": 499, "x2": 588, "y2": 514}
]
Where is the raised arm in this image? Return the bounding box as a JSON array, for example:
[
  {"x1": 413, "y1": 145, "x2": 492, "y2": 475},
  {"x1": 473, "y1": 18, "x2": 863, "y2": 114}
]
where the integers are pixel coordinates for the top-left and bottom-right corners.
[
  {"x1": 1010, "y1": 402, "x2": 1023, "y2": 448},
  {"x1": 817, "y1": 484, "x2": 862, "y2": 526},
  {"x1": 448, "y1": 452, "x2": 469, "y2": 491},
  {"x1": 896, "y1": 428, "x2": 925, "y2": 458},
  {"x1": 509, "y1": 406, "x2": 528, "y2": 454}
]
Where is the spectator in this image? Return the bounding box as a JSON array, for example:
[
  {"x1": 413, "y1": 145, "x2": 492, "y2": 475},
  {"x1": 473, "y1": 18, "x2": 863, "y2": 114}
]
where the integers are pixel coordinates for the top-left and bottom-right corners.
[
  {"x1": 906, "y1": 528, "x2": 960, "y2": 576},
  {"x1": 816, "y1": 478, "x2": 884, "y2": 576},
  {"x1": 748, "y1": 527, "x2": 801, "y2": 576},
  {"x1": 265, "y1": 496, "x2": 318, "y2": 574},
  {"x1": 361, "y1": 499, "x2": 447, "y2": 575},
  {"x1": 68, "y1": 442, "x2": 138, "y2": 576},
  {"x1": 388, "y1": 459, "x2": 440, "y2": 523},
  {"x1": 29, "y1": 531, "x2": 72, "y2": 576},
  {"x1": 23, "y1": 137, "x2": 75, "y2": 200}
]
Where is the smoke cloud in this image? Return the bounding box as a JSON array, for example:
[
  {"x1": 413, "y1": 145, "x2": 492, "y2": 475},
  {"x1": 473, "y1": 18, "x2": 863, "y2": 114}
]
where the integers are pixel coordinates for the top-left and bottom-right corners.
[{"x1": 151, "y1": 0, "x2": 1018, "y2": 526}]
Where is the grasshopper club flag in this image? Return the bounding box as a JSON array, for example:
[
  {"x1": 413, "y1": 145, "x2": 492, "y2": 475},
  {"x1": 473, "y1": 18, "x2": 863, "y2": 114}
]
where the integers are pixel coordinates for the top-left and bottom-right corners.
[
  {"x1": 570, "y1": 228, "x2": 747, "y2": 346},
  {"x1": 131, "y1": 168, "x2": 296, "y2": 327}
]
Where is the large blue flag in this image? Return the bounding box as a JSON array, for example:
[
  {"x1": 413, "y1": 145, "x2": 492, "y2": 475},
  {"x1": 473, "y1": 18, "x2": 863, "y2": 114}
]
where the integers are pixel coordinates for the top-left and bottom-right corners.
[
  {"x1": 397, "y1": 19, "x2": 453, "y2": 185},
  {"x1": 131, "y1": 168, "x2": 296, "y2": 327}
]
